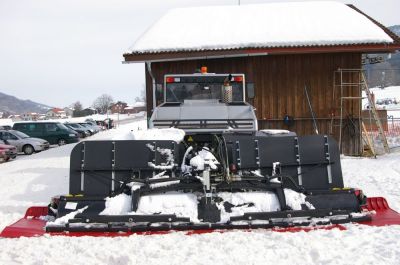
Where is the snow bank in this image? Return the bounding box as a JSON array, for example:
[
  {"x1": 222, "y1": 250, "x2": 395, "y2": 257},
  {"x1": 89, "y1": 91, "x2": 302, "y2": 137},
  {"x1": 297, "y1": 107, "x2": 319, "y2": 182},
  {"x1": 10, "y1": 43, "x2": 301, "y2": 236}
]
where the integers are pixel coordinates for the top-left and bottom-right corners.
[
  {"x1": 342, "y1": 152, "x2": 400, "y2": 212},
  {"x1": 112, "y1": 128, "x2": 185, "y2": 143},
  {"x1": 218, "y1": 192, "x2": 280, "y2": 223},
  {"x1": 136, "y1": 193, "x2": 199, "y2": 222},
  {"x1": 49, "y1": 206, "x2": 88, "y2": 225},
  {"x1": 98, "y1": 188, "x2": 312, "y2": 224},
  {"x1": 65, "y1": 113, "x2": 142, "y2": 123},
  {"x1": 190, "y1": 148, "x2": 219, "y2": 170},
  {"x1": 100, "y1": 194, "x2": 131, "y2": 215},
  {"x1": 88, "y1": 119, "x2": 147, "y2": 141},
  {"x1": 0, "y1": 118, "x2": 13, "y2": 126},
  {"x1": 260, "y1": 129, "x2": 291, "y2": 135},
  {"x1": 284, "y1": 189, "x2": 314, "y2": 211}
]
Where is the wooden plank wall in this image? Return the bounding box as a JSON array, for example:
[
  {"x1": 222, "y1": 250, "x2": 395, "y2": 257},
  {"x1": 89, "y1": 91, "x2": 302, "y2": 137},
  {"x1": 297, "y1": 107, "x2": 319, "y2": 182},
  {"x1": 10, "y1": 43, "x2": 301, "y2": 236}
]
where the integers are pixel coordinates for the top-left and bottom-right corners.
[{"x1": 145, "y1": 52, "x2": 362, "y2": 155}]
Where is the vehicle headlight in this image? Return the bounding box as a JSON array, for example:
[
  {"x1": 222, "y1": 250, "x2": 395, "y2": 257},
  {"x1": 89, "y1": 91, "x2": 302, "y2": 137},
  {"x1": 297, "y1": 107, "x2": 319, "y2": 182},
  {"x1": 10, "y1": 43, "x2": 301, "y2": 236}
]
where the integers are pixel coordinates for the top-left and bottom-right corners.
[{"x1": 69, "y1": 134, "x2": 76, "y2": 137}]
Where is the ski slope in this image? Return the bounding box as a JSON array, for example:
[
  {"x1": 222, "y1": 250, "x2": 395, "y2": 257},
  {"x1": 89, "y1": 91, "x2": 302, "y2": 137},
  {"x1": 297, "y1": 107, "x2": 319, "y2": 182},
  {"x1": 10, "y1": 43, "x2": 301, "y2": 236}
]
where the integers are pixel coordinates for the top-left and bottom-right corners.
[{"x1": 0, "y1": 119, "x2": 399, "y2": 265}]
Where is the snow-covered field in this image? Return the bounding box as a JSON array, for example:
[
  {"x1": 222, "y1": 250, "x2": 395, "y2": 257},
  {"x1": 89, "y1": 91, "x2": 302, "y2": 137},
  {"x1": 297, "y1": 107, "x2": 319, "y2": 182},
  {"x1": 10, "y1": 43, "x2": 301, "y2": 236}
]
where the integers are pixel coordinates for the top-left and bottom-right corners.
[
  {"x1": 0, "y1": 112, "x2": 146, "y2": 128},
  {"x1": 363, "y1": 86, "x2": 400, "y2": 118},
  {"x1": 0, "y1": 119, "x2": 400, "y2": 265}
]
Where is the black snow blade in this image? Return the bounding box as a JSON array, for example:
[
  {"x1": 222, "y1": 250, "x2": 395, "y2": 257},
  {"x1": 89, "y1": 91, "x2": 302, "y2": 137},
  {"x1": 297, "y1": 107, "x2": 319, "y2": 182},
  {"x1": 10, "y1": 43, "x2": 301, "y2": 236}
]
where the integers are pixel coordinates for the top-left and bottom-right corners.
[
  {"x1": 69, "y1": 214, "x2": 191, "y2": 224},
  {"x1": 229, "y1": 209, "x2": 363, "y2": 221},
  {"x1": 45, "y1": 213, "x2": 371, "y2": 234}
]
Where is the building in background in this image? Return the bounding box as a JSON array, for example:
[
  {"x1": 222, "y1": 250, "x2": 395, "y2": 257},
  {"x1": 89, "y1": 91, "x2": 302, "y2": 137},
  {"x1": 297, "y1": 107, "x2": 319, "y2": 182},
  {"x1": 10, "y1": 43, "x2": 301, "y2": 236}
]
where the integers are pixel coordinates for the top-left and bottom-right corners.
[
  {"x1": 63, "y1": 107, "x2": 74, "y2": 117},
  {"x1": 124, "y1": 101, "x2": 146, "y2": 114},
  {"x1": 46, "y1": 108, "x2": 67, "y2": 119},
  {"x1": 123, "y1": 2, "x2": 400, "y2": 155},
  {"x1": 111, "y1": 101, "x2": 127, "y2": 114},
  {"x1": 21, "y1": 112, "x2": 40, "y2": 121}
]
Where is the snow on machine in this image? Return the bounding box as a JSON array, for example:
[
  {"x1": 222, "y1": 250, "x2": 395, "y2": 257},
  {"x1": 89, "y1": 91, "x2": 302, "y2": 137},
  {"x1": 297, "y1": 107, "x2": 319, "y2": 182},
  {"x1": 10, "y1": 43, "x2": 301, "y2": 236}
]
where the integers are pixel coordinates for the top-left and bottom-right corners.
[{"x1": 2, "y1": 72, "x2": 400, "y2": 238}]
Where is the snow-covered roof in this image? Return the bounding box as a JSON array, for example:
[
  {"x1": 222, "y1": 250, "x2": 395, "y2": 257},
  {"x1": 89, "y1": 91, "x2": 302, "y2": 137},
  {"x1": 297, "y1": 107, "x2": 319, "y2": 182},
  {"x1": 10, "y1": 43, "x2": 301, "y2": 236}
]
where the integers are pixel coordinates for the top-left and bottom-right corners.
[
  {"x1": 125, "y1": 102, "x2": 146, "y2": 109},
  {"x1": 128, "y1": 1, "x2": 393, "y2": 54}
]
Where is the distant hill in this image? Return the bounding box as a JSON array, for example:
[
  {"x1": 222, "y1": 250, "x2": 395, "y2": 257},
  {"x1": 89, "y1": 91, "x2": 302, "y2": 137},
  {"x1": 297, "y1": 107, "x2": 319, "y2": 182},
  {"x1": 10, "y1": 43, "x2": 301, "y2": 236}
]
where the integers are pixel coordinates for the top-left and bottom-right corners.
[
  {"x1": 389, "y1": 25, "x2": 400, "y2": 36},
  {"x1": 364, "y1": 25, "x2": 400, "y2": 88},
  {"x1": 0, "y1": 91, "x2": 52, "y2": 116}
]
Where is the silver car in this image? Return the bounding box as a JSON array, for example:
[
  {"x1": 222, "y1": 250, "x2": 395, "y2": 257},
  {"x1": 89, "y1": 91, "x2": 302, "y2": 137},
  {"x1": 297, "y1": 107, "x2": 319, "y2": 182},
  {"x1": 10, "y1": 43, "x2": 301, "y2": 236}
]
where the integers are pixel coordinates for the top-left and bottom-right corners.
[{"x1": 0, "y1": 129, "x2": 50, "y2": 155}]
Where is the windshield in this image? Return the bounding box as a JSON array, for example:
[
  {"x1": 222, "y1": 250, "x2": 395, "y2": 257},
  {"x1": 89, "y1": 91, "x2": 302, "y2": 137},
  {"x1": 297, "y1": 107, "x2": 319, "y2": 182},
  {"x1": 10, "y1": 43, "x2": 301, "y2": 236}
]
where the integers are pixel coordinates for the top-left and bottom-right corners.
[
  {"x1": 12, "y1": 130, "x2": 30, "y2": 139},
  {"x1": 165, "y1": 75, "x2": 244, "y2": 103},
  {"x1": 57, "y1": 123, "x2": 70, "y2": 130}
]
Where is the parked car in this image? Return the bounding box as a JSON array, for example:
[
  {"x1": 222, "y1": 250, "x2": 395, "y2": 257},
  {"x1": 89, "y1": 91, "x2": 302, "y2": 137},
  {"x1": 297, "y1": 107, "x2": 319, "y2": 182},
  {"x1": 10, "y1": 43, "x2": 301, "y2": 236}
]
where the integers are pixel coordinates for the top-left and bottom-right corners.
[
  {"x1": 12, "y1": 122, "x2": 79, "y2": 146},
  {"x1": 78, "y1": 123, "x2": 99, "y2": 135},
  {"x1": 0, "y1": 129, "x2": 50, "y2": 155},
  {"x1": 0, "y1": 151, "x2": 5, "y2": 163},
  {"x1": 64, "y1": 123, "x2": 90, "y2": 138},
  {"x1": 88, "y1": 123, "x2": 101, "y2": 133},
  {"x1": 0, "y1": 140, "x2": 17, "y2": 162},
  {"x1": 102, "y1": 118, "x2": 114, "y2": 129},
  {"x1": 85, "y1": 120, "x2": 103, "y2": 131},
  {"x1": 0, "y1": 125, "x2": 12, "y2": 130}
]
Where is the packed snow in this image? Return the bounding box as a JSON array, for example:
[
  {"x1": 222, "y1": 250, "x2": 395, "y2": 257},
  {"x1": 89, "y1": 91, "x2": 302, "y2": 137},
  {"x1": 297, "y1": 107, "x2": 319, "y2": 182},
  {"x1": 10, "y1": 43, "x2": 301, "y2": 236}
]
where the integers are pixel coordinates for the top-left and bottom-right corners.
[
  {"x1": 0, "y1": 112, "x2": 146, "y2": 127},
  {"x1": 1, "y1": 118, "x2": 400, "y2": 264},
  {"x1": 112, "y1": 127, "x2": 185, "y2": 142},
  {"x1": 129, "y1": 1, "x2": 392, "y2": 54},
  {"x1": 100, "y1": 192, "x2": 199, "y2": 221},
  {"x1": 189, "y1": 147, "x2": 220, "y2": 170},
  {"x1": 98, "y1": 188, "x2": 312, "y2": 224},
  {"x1": 135, "y1": 193, "x2": 199, "y2": 222},
  {"x1": 49, "y1": 206, "x2": 88, "y2": 226},
  {"x1": 260, "y1": 129, "x2": 291, "y2": 135},
  {"x1": 218, "y1": 192, "x2": 280, "y2": 223}
]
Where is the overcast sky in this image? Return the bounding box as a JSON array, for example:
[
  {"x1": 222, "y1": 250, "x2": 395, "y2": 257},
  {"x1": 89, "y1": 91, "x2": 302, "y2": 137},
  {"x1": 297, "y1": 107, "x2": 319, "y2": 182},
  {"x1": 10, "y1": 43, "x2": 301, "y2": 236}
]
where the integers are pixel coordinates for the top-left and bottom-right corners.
[{"x1": 0, "y1": 0, "x2": 399, "y2": 108}]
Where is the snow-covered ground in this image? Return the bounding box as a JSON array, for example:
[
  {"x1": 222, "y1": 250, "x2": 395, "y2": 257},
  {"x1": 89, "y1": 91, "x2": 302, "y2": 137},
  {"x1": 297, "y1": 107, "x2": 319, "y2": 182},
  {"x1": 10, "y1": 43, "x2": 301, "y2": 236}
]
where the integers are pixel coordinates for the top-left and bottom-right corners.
[
  {"x1": 64, "y1": 112, "x2": 146, "y2": 123},
  {"x1": 363, "y1": 86, "x2": 400, "y2": 118},
  {"x1": 0, "y1": 119, "x2": 400, "y2": 265},
  {"x1": 0, "y1": 112, "x2": 146, "y2": 127}
]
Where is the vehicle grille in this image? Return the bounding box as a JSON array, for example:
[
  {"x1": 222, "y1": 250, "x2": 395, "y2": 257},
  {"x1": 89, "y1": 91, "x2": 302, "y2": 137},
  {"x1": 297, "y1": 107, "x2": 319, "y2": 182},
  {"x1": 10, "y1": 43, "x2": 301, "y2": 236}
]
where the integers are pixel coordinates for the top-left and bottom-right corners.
[{"x1": 153, "y1": 119, "x2": 255, "y2": 130}]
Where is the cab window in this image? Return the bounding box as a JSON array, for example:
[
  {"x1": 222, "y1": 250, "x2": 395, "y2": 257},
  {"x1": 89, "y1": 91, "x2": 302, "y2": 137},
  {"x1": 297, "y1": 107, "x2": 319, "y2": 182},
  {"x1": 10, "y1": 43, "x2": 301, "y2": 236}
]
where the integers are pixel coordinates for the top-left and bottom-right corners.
[
  {"x1": 45, "y1": 123, "x2": 58, "y2": 132},
  {"x1": 2, "y1": 132, "x2": 18, "y2": 140},
  {"x1": 26, "y1": 123, "x2": 44, "y2": 132}
]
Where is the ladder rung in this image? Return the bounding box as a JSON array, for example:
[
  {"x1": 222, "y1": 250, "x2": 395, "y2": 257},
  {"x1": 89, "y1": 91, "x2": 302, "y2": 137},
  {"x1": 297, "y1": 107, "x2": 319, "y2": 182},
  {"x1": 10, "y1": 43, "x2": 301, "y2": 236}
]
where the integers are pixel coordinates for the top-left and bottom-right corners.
[
  {"x1": 335, "y1": 69, "x2": 390, "y2": 154},
  {"x1": 361, "y1": 72, "x2": 390, "y2": 153}
]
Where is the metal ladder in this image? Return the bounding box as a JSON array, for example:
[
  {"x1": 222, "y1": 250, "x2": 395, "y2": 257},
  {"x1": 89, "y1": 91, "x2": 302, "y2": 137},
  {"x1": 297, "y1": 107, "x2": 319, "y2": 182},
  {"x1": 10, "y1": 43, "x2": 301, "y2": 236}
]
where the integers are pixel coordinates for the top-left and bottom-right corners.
[
  {"x1": 361, "y1": 72, "x2": 390, "y2": 153},
  {"x1": 332, "y1": 69, "x2": 389, "y2": 155}
]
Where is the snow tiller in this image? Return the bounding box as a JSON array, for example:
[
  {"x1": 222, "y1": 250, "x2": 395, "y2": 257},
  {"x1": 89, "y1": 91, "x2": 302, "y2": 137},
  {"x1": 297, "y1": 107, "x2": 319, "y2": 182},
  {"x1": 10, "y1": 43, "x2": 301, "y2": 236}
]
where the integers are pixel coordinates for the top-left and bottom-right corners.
[{"x1": 2, "y1": 72, "x2": 400, "y2": 238}]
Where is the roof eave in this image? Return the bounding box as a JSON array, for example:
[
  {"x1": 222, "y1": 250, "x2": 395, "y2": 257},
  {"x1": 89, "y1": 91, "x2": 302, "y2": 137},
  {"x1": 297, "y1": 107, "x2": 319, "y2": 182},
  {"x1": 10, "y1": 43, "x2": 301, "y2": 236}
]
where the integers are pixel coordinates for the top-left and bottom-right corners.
[{"x1": 123, "y1": 44, "x2": 400, "y2": 63}]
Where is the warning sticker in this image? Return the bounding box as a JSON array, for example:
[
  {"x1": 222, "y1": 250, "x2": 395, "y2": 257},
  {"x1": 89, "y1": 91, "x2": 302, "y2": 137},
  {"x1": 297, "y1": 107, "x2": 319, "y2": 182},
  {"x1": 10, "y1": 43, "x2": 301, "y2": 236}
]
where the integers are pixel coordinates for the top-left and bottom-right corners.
[{"x1": 65, "y1": 202, "x2": 78, "y2": 210}]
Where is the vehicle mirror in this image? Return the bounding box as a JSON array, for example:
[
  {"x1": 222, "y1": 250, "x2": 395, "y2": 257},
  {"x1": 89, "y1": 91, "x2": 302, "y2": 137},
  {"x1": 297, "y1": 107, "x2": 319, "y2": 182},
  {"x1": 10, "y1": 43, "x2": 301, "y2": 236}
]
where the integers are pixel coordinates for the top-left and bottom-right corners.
[{"x1": 246, "y1": 83, "x2": 255, "y2": 99}]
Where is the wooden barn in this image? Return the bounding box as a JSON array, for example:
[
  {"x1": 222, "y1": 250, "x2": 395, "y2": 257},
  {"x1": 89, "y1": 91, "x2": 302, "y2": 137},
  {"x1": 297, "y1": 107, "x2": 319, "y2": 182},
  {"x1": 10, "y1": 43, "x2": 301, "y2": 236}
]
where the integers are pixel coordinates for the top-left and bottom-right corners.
[{"x1": 123, "y1": 2, "x2": 400, "y2": 155}]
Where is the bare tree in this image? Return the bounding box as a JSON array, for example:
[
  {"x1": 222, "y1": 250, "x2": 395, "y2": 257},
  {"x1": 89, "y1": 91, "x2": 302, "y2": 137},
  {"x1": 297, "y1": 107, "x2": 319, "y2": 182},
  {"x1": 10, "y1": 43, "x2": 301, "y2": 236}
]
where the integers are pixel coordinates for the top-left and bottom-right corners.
[
  {"x1": 93, "y1": 94, "x2": 113, "y2": 114},
  {"x1": 72, "y1": 101, "x2": 83, "y2": 112},
  {"x1": 71, "y1": 101, "x2": 84, "y2": 117},
  {"x1": 134, "y1": 85, "x2": 146, "y2": 105}
]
